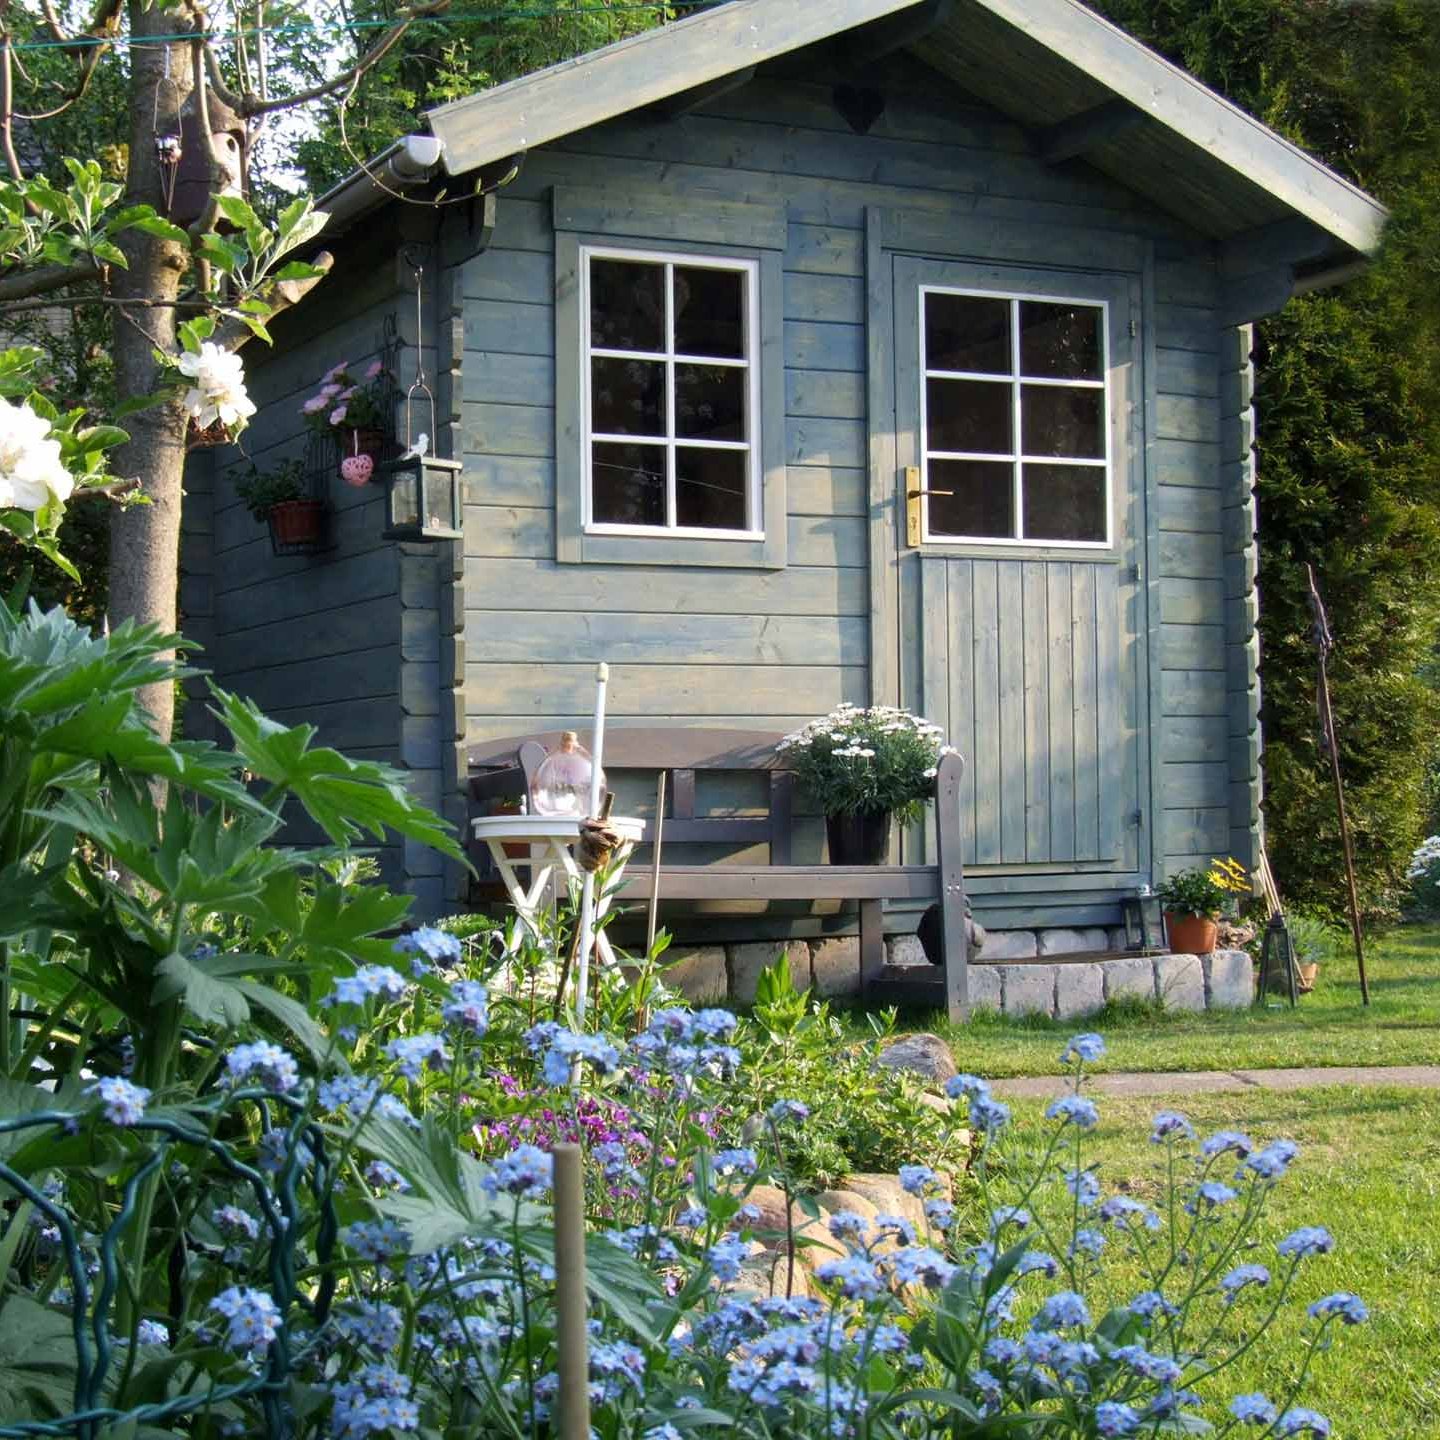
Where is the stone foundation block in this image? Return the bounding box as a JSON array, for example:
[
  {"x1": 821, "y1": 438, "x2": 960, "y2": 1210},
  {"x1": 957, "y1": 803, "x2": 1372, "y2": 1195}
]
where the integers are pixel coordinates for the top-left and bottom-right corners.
[
  {"x1": 811, "y1": 936, "x2": 862, "y2": 997},
  {"x1": 1055, "y1": 963, "x2": 1105, "y2": 1020},
  {"x1": 1003, "y1": 964, "x2": 1056, "y2": 1017},
  {"x1": 886, "y1": 934, "x2": 929, "y2": 968},
  {"x1": 729, "y1": 940, "x2": 811, "y2": 1005},
  {"x1": 1204, "y1": 948, "x2": 1255, "y2": 1009},
  {"x1": 983, "y1": 929, "x2": 1038, "y2": 959},
  {"x1": 1101, "y1": 955, "x2": 1156, "y2": 1003},
  {"x1": 662, "y1": 946, "x2": 728, "y2": 1002},
  {"x1": 1037, "y1": 926, "x2": 1110, "y2": 956},
  {"x1": 966, "y1": 963, "x2": 1003, "y2": 1012},
  {"x1": 1154, "y1": 952, "x2": 1206, "y2": 1011}
]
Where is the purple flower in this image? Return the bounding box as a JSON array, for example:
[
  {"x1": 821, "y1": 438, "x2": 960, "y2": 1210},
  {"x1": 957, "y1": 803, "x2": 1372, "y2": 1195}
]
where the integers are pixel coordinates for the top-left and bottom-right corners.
[
  {"x1": 1095, "y1": 1401, "x2": 1140, "y2": 1437},
  {"x1": 1046, "y1": 1094, "x2": 1099, "y2": 1130},
  {"x1": 1129, "y1": 1290, "x2": 1178, "y2": 1321},
  {"x1": 767, "y1": 1098, "x2": 809, "y2": 1124},
  {"x1": 1201, "y1": 1129, "x2": 1253, "y2": 1159},
  {"x1": 1231, "y1": 1393, "x2": 1278, "y2": 1425},
  {"x1": 441, "y1": 980, "x2": 489, "y2": 1036},
  {"x1": 899, "y1": 1164, "x2": 938, "y2": 1195},
  {"x1": 208, "y1": 1286, "x2": 281, "y2": 1353},
  {"x1": 212, "y1": 1205, "x2": 260, "y2": 1243},
  {"x1": 1307, "y1": 1291, "x2": 1367, "y2": 1325},
  {"x1": 712, "y1": 1147, "x2": 757, "y2": 1178},
  {"x1": 1150, "y1": 1110, "x2": 1194, "y2": 1143},
  {"x1": 815, "y1": 1254, "x2": 883, "y2": 1300},
  {"x1": 329, "y1": 405, "x2": 348, "y2": 426},
  {"x1": 222, "y1": 1041, "x2": 299, "y2": 1094},
  {"x1": 335, "y1": 1299, "x2": 403, "y2": 1352},
  {"x1": 345, "y1": 1219, "x2": 411, "y2": 1261},
  {"x1": 1220, "y1": 1263, "x2": 1270, "y2": 1298},
  {"x1": 385, "y1": 1032, "x2": 449, "y2": 1080},
  {"x1": 1100, "y1": 1195, "x2": 1161, "y2": 1230},
  {"x1": 707, "y1": 1233, "x2": 748, "y2": 1282},
  {"x1": 394, "y1": 926, "x2": 464, "y2": 967},
  {"x1": 945, "y1": 1073, "x2": 990, "y2": 1101},
  {"x1": 1277, "y1": 1226, "x2": 1334, "y2": 1259},
  {"x1": 1276, "y1": 1408, "x2": 1332, "y2": 1438},
  {"x1": 485, "y1": 1143, "x2": 552, "y2": 1198},
  {"x1": 969, "y1": 1094, "x2": 1011, "y2": 1133},
  {"x1": 325, "y1": 964, "x2": 409, "y2": 1008},
  {"x1": 883, "y1": 1245, "x2": 954, "y2": 1289},
  {"x1": 1032, "y1": 1290, "x2": 1089, "y2": 1330},
  {"x1": 1112, "y1": 1345, "x2": 1183, "y2": 1384},
  {"x1": 134, "y1": 1319, "x2": 170, "y2": 1346},
  {"x1": 86, "y1": 1076, "x2": 150, "y2": 1126},
  {"x1": 1060, "y1": 1032, "x2": 1105, "y2": 1064},
  {"x1": 1188, "y1": 1180, "x2": 1238, "y2": 1212},
  {"x1": 1064, "y1": 1167, "x2": 1100, "y2": 1206},
  {"x1": 1244, "y1": 1138, "x2": 1300, "y2": 1180}
]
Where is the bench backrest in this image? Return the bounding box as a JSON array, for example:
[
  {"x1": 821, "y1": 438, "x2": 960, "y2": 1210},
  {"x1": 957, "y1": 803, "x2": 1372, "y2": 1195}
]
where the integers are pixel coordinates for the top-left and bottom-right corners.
[{"x1": 467, "y1": 727, "x2": 798, "y2": 863}]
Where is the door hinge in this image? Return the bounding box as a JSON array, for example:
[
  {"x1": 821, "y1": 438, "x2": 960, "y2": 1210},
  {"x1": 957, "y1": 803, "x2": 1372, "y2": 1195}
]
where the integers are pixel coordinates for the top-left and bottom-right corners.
[
  {"x1": 1131, "y1": 809, "x2": 1144, "y2": 828},
  {"x1": 1128, "y1": 319, "x2": 1137, "y2": 337},
  {"x1": 1127, "y1": 562, "x2": 1142, "y2": 583}
]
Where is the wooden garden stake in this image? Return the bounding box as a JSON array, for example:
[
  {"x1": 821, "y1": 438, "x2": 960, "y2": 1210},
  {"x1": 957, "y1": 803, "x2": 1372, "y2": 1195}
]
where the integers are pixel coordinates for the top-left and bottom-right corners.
[
  {"x1": 574, "y1": 662, "x2": 610, "y2": 1029},
  {"x1": 552, "y1": 1144, "x2": 590, "y2": 1440},
  {"x1": 1306, "y1": 565, "x2": 1370, "y2": 1005},
  {"x1": 645, "y1": 770, "x2": 667, "y2": 959}
]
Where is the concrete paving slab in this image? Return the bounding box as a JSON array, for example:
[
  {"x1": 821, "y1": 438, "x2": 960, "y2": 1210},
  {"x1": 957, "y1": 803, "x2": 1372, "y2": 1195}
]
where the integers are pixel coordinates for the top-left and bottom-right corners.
[{"x1": 992, "y1": 1065, "x2": 1440, "y2": 1098}]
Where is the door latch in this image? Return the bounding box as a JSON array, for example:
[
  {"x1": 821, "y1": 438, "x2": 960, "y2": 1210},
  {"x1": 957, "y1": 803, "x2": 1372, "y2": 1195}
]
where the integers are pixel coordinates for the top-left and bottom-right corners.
[{"x1": 904, "y1": 465, "x2": 953, "y2": 547}]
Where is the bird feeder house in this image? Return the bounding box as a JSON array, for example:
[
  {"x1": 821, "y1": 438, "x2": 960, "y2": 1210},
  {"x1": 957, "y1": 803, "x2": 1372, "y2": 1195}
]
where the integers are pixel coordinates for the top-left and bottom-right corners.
[{"x1": 171, "y1": 92, "x2": 247, "y2": 225}]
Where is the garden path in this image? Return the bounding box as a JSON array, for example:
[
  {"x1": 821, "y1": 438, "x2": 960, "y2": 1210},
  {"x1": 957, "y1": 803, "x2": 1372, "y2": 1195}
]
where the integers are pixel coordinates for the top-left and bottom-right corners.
[{"x1": 992, "y1": 1064, "x2": 1440, "y2": 1097}]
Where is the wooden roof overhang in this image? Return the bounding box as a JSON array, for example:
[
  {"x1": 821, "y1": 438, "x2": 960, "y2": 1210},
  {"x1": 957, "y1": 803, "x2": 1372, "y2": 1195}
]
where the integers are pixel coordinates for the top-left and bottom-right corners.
[{"x1": 422, "y1": 0, "x2": 1386, "y2": 315}]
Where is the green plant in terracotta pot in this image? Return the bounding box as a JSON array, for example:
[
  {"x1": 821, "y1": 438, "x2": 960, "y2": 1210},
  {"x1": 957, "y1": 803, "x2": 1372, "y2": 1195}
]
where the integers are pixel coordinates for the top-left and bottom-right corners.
[
  {"x1": 777, "y1": 703, "x2": 952, "y2": 864},
  {"x1": 1158, "y1": 856, "x2": 1250, "y2": 954},
  {"x1": 235, "y1": 458, "x2": 323, "y2": 545}
]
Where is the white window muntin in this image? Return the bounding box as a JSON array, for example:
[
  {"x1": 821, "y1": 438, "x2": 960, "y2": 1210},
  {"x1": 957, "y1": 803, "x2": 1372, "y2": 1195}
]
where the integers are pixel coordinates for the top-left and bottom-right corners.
[
  {"x1": 917, "y1": 284, "x2": 1113, "y2": 549},
  {"x1": 581, "y1": 244, "x2": 763, "y2": 540}
]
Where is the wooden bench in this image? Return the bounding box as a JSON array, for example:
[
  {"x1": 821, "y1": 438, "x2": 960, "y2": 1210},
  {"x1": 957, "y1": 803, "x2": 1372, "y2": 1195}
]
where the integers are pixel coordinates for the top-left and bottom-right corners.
[{"x1": 467, "y1": 727, "x2": 972, "y2": 1020}]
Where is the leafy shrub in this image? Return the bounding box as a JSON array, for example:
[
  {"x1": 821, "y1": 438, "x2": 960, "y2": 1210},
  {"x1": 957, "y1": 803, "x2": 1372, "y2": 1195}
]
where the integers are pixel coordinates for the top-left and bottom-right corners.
[
  {"x1": 1405, "y1": 835, "x2": 1440, "y2": 915},
  {"x1": 1157, "y1": 857, "x2": 1250, "y2": 918}
]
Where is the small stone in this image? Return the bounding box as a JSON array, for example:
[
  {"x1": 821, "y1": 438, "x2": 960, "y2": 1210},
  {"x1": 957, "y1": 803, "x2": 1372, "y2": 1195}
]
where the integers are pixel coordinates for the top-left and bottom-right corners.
[
  {"x1": 1036, "y1": 927, "x2": 1109, "y2": 956},
  {"x1": 728, "y1": 940, "x2": 810, "y2": 1005},
  {"x1": 886, "y1": 934, "x2": 928, "y2": 968},
  {"x1": 981, "y1": 929, "x2": 1038, "y2": 959},
  {"x1": 840, "y1": 1173, "x2": 926, "y2": 1233},
  {"x1": 1003, "y1": 964, "x2": 1056, "y2": 1018},
  {"x1": 816, "y1": 1189, "x2": 878, "y2": 1222},
  {"x1": 662, "y1": 946, "x2": 728, "y2": 1002},
  {"x1": 811, "y1": 936, "x2": 861, "y2": 996},
  {"x1": 1154, "y1": 952, "x2": 1206, "y2": 1011},
  {"x1": 876, "y1": 1033, "x2": 958, "y2": 1085},
  {"x1": 1204, "y1": 948, "x2": 1255, "y2": 1009},
  {"x1": 915, "y1": 1091, "x2": 953, "y2": 1117},
  {"x1": 965, "y1": 963, "x2": 1003, "y2": 1012},
  {"x1": 1101, "y1": 955, "x2": 1157, "y2": 1003},
  {"x1": 733, "y1": 1250, "x2": 809, "y2": 1299},
  {"x1": 1054, "y1": 963, "x2": 1104, "y2": 1020}
]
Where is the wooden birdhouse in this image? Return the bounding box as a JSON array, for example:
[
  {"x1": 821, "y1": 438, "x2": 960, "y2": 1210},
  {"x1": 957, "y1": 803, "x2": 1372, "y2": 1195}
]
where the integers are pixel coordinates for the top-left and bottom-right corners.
[{"x1": 170, "y1": 92, "x2": 246, "y2": 225}]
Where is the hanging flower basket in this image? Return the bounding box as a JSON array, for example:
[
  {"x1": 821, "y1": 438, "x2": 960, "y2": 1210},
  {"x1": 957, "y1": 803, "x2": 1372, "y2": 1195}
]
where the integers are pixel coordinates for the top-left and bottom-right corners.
[
  {"x1": 186, "y1": 417, "x2": 231, "y2": 450},
  {"x1": 267, "y1": 498, "x2": 326, "y2": 549}
]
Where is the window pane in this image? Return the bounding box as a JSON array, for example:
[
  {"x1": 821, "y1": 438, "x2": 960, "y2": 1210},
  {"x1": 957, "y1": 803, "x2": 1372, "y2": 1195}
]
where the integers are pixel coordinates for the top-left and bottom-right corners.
[
  {"x1": 676, "y1": 447, "x2": 748, "y2": 530},
  {"x1": 926, "y1": 377, "x2": 1011, "y2": 454},
  {"x1": 590, "y1": 258, "x2": 665, "y2": 352},
  {"x1": 1019, "y1": 302, "x2": 1102, "y2": 380},
  {"x1": 675, "y1": 266, "x2": 744, "y2": 358},
  {"x1": 1021, "y1": 384, "x2": 1103, "y2": 458},
  {"x1": 927, "y1": 459, "x2": 1014, "y2": 539},
  {"x1": 1023, "y1": 464, "x2": 1107, "y2": 542},
  {"x1": 925, "y1": 293, "x2": 1010, "y2": 374},
  {"x1": 676, "y1": 363, "x2": 745, "y2": 441},
  {"x1": 592, "y1": 442, "x2": 666, "y2": 526},
  {"x1": 592, "y1": 356, "x2": 665, "y2": 436}
]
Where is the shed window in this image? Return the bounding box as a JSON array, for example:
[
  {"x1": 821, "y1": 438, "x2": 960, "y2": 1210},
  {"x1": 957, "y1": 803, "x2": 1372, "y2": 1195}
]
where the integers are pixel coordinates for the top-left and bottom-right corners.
[
  {"x1": 920, "y1": 289, "x2": 1110, "y2": 546},
  {"x1": 584, "y1": 248, "x2": 760, "y2": 537}
]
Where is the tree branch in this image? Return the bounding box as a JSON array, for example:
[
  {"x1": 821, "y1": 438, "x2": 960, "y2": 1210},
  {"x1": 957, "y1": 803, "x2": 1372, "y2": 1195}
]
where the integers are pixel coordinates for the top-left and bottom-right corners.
[
  {"x1": 37, "y1": 0, "x2": 73, "y2": 43},
  {"x1": 0, "y1": 292, "x2": 211, "y2": 314},
  {"x1": 0, "y1": 261, "x2": 102, "y2": 301},
  {"x1": 1, "y1": 37, "x2": 29, "y2": 188},
  {"x1": 206, "y1": 0, "x2": 450, "y2": 117},
  {"x1": 214, "y1": 249, "x2": 334, "y2": 350}
]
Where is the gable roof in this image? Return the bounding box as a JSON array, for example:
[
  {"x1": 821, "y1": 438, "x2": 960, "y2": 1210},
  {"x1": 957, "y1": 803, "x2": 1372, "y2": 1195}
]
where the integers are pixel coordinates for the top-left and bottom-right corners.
[{"x1": 423, "y1": 0, "x2": 1385, "y2": 263}]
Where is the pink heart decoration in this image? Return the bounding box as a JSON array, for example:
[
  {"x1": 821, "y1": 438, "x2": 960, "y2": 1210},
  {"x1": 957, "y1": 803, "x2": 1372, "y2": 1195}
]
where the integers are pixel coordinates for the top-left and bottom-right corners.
[{"x1": 340, "y1": 453, "x2": 375, "y2": 488}]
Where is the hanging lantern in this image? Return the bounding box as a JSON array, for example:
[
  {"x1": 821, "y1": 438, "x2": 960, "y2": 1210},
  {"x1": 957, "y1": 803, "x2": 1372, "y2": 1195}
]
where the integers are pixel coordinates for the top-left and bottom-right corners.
[
  {"x1": 1121, "y1": 884, "x2": 1166, "y2": 952},
  {"x1": 171, "y1": 91, "x2": 247, "y2": 226},
  {"x1": 381, "y1": 257, "x2": 463, "y2": 541}
]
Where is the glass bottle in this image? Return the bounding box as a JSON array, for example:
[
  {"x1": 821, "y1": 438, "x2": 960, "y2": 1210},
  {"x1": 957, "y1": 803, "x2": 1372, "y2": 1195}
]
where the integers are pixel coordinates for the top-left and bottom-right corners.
[{"x1": 531, "y1": 731, "x2": 604, "y2": 816}]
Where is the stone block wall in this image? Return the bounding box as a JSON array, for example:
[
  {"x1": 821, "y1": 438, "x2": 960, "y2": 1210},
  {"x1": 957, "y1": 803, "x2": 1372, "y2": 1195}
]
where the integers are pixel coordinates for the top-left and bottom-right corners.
[{"x1": 660, "y1": 928, "x2": 1255, "y2": 1018}]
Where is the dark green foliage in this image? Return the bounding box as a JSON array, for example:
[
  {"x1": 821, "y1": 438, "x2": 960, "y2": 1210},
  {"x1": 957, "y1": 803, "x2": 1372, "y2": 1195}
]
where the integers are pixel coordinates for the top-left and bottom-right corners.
[{"x1": 1099, "y1": 0, "x2": 1440, "y2": 918}]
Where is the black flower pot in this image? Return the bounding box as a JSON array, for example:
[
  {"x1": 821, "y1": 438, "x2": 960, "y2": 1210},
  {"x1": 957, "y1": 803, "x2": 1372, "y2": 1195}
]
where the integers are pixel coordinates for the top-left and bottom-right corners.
[{"x1": 826, "y1": 809, "x2": 892, "y2": 865}]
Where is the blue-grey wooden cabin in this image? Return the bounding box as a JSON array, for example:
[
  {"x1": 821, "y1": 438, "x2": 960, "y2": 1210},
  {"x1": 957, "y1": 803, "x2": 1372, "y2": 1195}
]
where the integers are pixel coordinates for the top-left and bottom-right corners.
[{"x1": 181, "y1": 0, "x2": 1384, "y2": 939}]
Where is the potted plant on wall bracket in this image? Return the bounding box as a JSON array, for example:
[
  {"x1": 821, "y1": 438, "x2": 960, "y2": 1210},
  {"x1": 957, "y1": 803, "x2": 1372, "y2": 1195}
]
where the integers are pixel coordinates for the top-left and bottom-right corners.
[
  {"x1": 236, "y1": 458, "x2": 327, "y2": 554},
  {"x1": 300, "y1": 358, "x2": 393, "y2": 485},
  {"x1": 777, "y1": 704, "x2": 954, "y2": 864},
  {"x1": 1157, "y1": 856, "x2": 1251, "y2": 955}
]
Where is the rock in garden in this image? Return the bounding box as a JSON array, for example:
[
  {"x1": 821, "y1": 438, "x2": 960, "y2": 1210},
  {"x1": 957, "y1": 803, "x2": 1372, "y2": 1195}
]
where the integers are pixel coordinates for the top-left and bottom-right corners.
[{"x1": 875, "y1": 1032, "x2": 958, "y2": 1084}]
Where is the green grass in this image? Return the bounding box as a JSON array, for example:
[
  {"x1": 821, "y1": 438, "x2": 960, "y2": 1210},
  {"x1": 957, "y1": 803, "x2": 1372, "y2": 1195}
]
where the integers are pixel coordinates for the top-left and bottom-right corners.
[
  {"x1": 864, "y1": 924, "x2": 1440, "y2": 1078},
  {"x1": 994, "y1": 1085, "x2": 1440, "y2": 1439}
]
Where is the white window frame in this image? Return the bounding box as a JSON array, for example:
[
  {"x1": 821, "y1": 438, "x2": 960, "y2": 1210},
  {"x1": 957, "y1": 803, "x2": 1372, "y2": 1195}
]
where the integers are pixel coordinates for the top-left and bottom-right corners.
[
  {"x1": 581, "y1": 244, "x2": 763, "y2": 541},
  {"x1": 918, "y1": 284, "x2": 1113, "y2": 550}
]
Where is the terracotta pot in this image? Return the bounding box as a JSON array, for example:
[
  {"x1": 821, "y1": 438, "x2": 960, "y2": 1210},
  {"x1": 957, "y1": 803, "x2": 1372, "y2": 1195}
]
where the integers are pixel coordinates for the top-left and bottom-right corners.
[
  {"x1": 268, "y1": 498, "x2": 325, "y2": 547},
  {"x1": 826, "y1": 809, "x2": 892, "y2": 865},
  {"x1": 1164, "y1": 910, "x2": 1218, "y2": 955},
  {"x1": 186, "y1": 417, "x2": 230, "y2": 450},
  {"x1": 1297, "y1": 962, "x2": 1319, "y2": 992}
]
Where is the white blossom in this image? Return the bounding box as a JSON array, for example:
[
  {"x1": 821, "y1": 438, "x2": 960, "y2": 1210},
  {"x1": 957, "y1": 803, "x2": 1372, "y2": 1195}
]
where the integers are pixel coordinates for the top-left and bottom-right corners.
[
  {"x1": 0, "y1": 396, "x2": 73, "y2": 511},
  {"x1": 178, "y1": 342, "x2": 256, "y2": 432}
]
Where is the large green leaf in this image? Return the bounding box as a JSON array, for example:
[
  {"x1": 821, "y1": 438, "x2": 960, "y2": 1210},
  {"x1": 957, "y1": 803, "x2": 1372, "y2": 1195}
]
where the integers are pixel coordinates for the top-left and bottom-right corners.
[
  {"x1": 0, "y1": 1076, "x2": 85, "y2": 1160},
  {"x1": 215, "y1": 690, "x2": 466, "y2": 862},
  {"x1": 0, "y1": 1296, "x2": 78, "y2": 1423},
  {"x1": 152, "y1": 950, "x2": 251, "y2": 1028}
]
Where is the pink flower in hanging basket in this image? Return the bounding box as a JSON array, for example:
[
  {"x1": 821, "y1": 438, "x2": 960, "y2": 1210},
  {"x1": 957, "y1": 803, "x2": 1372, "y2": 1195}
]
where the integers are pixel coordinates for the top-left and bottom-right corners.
[
  {"x1": 329, "y1": 405, "x2": 348, "y2": 426},
  {"x1": 340, "y1": 453, "x2": 375, "y2": 488},
  {"x1": 321, "y1": 360, "x2": 350, "y2": 384},
  {"x1": 365, "y1": 360, "x2": 384, "y2": 380}
]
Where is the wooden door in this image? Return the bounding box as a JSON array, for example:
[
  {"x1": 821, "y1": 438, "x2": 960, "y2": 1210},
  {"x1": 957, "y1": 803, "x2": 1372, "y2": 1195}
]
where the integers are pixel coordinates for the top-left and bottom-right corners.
[{"x1": 891, "y1": 255, "x2": 1149, "y2": 877}]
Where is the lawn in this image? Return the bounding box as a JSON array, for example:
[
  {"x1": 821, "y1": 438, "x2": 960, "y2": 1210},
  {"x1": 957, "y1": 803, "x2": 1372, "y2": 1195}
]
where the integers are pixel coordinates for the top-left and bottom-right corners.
[
  {"x1": 872, "y1": 924, "x2": 1440, "y2": 1078},
  {"x1": 997, "y1": 1084, "x2": 1440, "y2": 1440}
]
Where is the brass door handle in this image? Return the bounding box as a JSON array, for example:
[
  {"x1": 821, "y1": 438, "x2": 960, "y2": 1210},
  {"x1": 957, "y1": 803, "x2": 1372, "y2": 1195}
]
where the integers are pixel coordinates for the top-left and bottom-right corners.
[{"x1": 903, "y1": 466, "x2": 953, "y2": 547}]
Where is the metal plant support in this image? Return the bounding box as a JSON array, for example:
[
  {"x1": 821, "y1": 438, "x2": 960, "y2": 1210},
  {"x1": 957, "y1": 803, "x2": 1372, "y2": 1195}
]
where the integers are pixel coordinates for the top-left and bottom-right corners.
[{"x1": 0, "y1": 1093, "x2": 338, "y2": 1440}]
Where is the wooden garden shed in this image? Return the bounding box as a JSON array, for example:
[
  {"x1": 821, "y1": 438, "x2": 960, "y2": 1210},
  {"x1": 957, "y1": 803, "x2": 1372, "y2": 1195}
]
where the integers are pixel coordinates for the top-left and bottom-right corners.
[{"x1": 181, "y1": 0, "x2": 1385, "y2": 949}]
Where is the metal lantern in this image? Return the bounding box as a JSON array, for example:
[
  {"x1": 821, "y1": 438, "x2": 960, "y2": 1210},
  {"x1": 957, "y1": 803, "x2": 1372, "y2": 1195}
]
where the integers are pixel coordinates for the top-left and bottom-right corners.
[
  {"x1": 1256, "y1": 913, "x2": 1299, "y2": 1006},
  {"x1": 381, "y1": 257, "x2": 463, "y2": 542},
  {"x1": 1121, "y1": 884, "x2": 1167, "y2": 952}
]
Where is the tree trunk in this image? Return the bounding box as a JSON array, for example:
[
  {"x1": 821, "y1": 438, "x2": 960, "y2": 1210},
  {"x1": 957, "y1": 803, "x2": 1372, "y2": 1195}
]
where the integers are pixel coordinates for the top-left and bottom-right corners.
[{"x1": 106, "y1": 5, "x2": 194, "y2": 742}]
